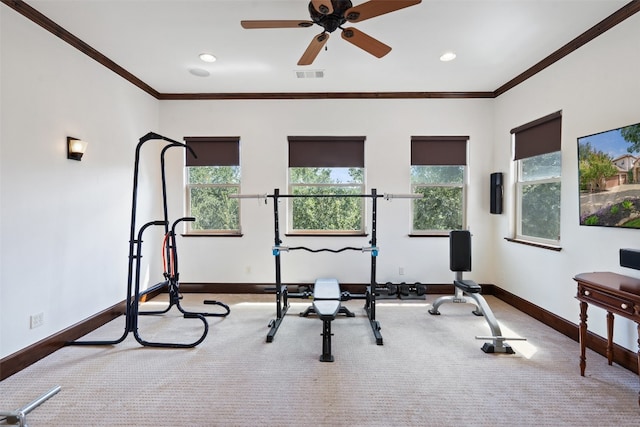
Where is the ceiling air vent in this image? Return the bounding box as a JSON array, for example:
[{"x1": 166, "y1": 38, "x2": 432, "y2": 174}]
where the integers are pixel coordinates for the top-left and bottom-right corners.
[{"x1": 295, "y1": 70, "x2": 324, "y2": 79}]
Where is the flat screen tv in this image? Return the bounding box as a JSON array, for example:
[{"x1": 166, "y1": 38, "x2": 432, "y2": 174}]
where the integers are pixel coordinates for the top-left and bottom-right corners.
[{"x1": 578, "y1": 121, "x2": 640, "y2": 228}]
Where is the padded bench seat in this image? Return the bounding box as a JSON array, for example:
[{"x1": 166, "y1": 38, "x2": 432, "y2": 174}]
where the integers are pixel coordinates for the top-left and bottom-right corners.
[
  {"x1": 454, "y1": 279, "x2": 482, "y2": 293},
  {"x1": 312, "y1": 300, "x2": 341, "y2": 321},
  {"x1": 313, "y1": 278, "x2": 341, "y2": 300}
]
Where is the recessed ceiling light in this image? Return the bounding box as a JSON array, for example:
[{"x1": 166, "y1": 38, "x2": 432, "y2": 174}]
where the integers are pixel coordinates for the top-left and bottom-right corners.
[
  {"x1": 189, "y1": 68, "x2": 210, "y2": 77},
  {"x1": 440, "y1": 52, "x2": 457, "y2": 62},
  {"x1": 199, "y1": 53, "x2": 217, "y2": 63}
]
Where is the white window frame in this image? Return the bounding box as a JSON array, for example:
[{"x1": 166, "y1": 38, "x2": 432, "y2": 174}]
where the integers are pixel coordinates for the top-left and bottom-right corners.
[
  {"x1": 514, "y1": 152, "x2": 562, "y2": 246},
  {"x1": 185, "y1": 167, "x2": 241, "y2": 235},
  {"x1": 411, "y1": 166, "x2": 467, "y2": 235}
]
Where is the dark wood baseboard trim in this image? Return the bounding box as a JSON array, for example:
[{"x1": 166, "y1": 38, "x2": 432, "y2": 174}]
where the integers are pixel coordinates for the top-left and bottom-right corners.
[
  {"x1": 1, "y1": 283, "x2": 637, "y2": 380},
  {"x1": 489, "y1": 285, "x2": 638, "y2": 375},
  {"x1": 0, "y1": 302, "x2": 125, "y2": 381},
  {"x1": 489, "y1": 285, "x2": 578, "y2": 340},
  {"x1": 178, "y1": 282, "x2": 456, "y2": 295}
]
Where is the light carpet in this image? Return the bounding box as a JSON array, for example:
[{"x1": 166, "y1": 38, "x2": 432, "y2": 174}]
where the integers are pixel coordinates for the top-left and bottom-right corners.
[{"x1": 1, "y1": 293, "x2": 638, "y2": 426}]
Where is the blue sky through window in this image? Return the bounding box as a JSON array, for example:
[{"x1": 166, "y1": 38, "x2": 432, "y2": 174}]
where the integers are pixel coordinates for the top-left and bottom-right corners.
[
  {"x1": 330, "y1": 168, "x2": 360, "y2": 183},
  {"x1": 579, "y1": 123, "x2": 639, "y2": 159}
]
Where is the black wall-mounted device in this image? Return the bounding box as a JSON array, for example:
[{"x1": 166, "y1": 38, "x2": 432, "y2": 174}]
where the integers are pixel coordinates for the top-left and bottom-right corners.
[
  {"x1": 620, "y1": 248, "x2": 640, "y2": 270},
  {"x1": 490, "y1": 172, "x2": 503, "y2": 214}
]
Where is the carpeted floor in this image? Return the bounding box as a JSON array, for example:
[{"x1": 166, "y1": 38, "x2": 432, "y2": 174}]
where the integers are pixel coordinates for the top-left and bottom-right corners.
[{"x1": 1, "y1": 293, "x2": 638, "y2": 426}]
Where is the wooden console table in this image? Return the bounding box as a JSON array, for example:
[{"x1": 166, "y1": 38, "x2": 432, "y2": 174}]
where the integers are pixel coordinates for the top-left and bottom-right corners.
[{"x1": 574, "y1": 272, "x2": 640, "y2": 405}]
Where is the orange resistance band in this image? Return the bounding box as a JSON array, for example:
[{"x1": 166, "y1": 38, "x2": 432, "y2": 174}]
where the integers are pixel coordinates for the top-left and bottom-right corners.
[{"x1": 162, "y1": 233, "x2": 175, "y2": 278}]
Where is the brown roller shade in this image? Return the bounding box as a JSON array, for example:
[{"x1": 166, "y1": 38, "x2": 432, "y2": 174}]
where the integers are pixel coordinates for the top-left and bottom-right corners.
[
  {"x1": 411, "y1": 136, "x2": 468, "y2": 166},
  {"x1": 511, "y1": 111, "x2": 562, "y2": 160},
  {"x1": 184, "y1": 136, "x2": 240, "y2": 166},
  {"x1": 288, "y1": 136, "x2": 365, "y2": 168}
]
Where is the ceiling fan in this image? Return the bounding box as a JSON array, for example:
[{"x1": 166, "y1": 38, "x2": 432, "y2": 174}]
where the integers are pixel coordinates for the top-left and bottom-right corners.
[{"x1": 240, "y1": 0, "x2": 422, "y2": 65}]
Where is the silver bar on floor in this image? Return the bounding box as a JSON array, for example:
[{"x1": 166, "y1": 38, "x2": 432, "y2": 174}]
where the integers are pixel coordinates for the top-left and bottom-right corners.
[
  {"x1": 475, "y1": 336, "x2": 527, "y2": 341},
  {"x1": 0, "y1": 385, "x2": 61, "y2": 427}
]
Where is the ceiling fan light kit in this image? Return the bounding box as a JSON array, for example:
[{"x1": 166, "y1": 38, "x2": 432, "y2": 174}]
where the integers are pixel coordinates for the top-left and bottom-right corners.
[{"x1": 240, "y1": 0, "x2": 422, "y2": 66}]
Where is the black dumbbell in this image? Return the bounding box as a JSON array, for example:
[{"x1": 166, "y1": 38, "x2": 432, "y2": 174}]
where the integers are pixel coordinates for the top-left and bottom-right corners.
[
  {"x1": 385, "y1": 282, "x2": 398, "y2": 296},
  {"x1": 399, "y1": 282, "x2": 410, "y2": 296},
  {"x1": 415, "y1": 282, "x2": 427, "y2": 296}
]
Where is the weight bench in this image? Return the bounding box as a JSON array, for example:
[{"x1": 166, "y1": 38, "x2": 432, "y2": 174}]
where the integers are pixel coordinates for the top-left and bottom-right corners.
[
  {"x1": 428, "y1": 230, "x2": 525, "y2": 354},
  {"x1": 300, "y1": 278, "x2": 354, "y2": 362}
]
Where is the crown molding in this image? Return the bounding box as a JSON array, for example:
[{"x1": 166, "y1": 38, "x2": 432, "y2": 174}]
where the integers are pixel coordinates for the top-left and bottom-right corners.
[{"x1": 3, "y1": 0, "x2": 639, "y2": 100}]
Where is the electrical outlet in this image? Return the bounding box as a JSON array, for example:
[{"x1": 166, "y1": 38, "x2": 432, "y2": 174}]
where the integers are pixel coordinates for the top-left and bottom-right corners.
[
  {"x1": 30, "y1": 312, "x2": 44, "y2": 329},
  {"x1": 399, "y1": 267, "x2": 405, "y2": 276}
]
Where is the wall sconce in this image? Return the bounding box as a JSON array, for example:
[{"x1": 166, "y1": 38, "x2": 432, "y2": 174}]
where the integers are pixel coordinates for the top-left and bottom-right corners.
[{"x1": 67, "y1": 137, "x2": 87, "y2": 161}]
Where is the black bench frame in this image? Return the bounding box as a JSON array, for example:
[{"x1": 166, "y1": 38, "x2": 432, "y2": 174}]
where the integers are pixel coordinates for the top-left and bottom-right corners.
[{"x1": 300, "y1": 278, "x2": 354, "y2": 362}]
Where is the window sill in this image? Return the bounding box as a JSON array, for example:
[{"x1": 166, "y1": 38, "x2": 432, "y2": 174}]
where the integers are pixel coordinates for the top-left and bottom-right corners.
[
  {"x1": 504, "y1": 237, "x2": 562, "y2": 251},
  {"x1": 408, "y1": 233, "x2": 449, "y2": 238},
  {"x1": 181, "y1": 233, "x2": 244, "y2": 238},
  {"x1": 285, "y1": 233, "x2": 368, "y2": 237}
]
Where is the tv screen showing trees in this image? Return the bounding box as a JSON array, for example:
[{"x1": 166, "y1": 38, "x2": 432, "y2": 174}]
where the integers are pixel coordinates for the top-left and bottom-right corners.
[{"x1": 578, "y1": 121, "x2": 640, "y2": 228}]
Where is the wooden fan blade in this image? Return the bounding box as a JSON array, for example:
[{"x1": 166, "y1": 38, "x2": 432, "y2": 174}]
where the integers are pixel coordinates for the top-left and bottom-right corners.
[
  {"x1": 341, "y1": 27, "x2": 391, "y2": 58},
  {"x1": 298, "y1": 33, "x2": 330, "y2": 66},
  {"x1": 345, "y1": 0, "x2": 422, "y2": 23},
  {"x1": 311, "y1": 0, "x2": 334, "y2": 14},
  {"x1": 241, "y1": 20, "x2": 314, "y2": 29}
]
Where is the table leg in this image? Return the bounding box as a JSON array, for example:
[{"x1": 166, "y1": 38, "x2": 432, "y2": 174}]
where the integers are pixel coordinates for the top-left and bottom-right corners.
[
  {"x1": 636, "y1": 323, "x2": 640, "y2": 406},
  {"x1": 579, "y1": 301, "x2": 588, "y2": 376},
  {"x1": 606, "y1": 311, "x2": 614, "y2": 365}
]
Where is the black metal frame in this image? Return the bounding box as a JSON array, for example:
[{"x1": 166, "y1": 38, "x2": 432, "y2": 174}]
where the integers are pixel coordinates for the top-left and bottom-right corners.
[
  {"x1": 264, "y1": 188, "x2": 384, "y2": 345},
  {"x1": 67, "y1": 132, "x2": 228, "y2": 348},
  {"x1": 139, "y1": 144, "x2": 230, "y2": 319}
]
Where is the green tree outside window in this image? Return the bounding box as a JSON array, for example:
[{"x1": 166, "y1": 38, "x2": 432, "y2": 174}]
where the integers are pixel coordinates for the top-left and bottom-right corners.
[
  {"x1": 289, "y1": 167, "x2": 364, "y2": 232},
  {"x1": 187, "y1": 166, "x2": 240, "y2": 233},
  {"x1": 411, "y1": 165, "x2": 465, "y2": 232}
]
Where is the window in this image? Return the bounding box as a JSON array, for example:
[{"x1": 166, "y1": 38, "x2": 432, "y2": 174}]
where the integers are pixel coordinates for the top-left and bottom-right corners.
[
  {"x1": 288, "y1": 136, "x2": 365, "y2": 234},
  {"x1": 184, "y1": 137, "x2": 240, "y2": 234},
  {"x1": 512, "y1": 111, "x2": 562, "y2": 245},
  {"x1": 411, "y1": 136, "x2": 468, "y2": 234}
]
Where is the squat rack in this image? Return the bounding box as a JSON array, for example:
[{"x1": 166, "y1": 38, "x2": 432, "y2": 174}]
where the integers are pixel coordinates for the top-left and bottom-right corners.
[{"x1": 235, "y1": 188, "x2": 420, "y2": 345}]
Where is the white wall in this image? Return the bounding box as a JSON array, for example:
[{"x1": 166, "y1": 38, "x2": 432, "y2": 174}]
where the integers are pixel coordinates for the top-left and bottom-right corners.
[
  {"x1": 493, "y1": 13, "x2": 640, "y2": 351},
  {"x1": 159, "y1": 99, "x2": 496, "y2": 287},
  {"x1": 0, "y1": 8, "x2": 160, "y2": 358}
]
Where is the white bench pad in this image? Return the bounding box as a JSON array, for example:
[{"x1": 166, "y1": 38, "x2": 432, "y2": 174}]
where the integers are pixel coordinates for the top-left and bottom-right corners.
[{"x1": 313, "y1": 278, "x2": 341, "y2": 300}]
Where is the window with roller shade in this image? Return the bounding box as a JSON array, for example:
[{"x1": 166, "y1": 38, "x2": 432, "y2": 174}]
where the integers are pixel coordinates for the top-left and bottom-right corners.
[
  {"x1": 411, "y1": 136, "x2": 468, "y2": 234},
  {"x1": 511, "y1": 111, "x2": 562, "y2": 245},
  {"x1": 184, "y1": 136, "x2": 240, "y2": 234},
  {"x1": 288, "y1": 136, "x2": 365, "y2": 234}
]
